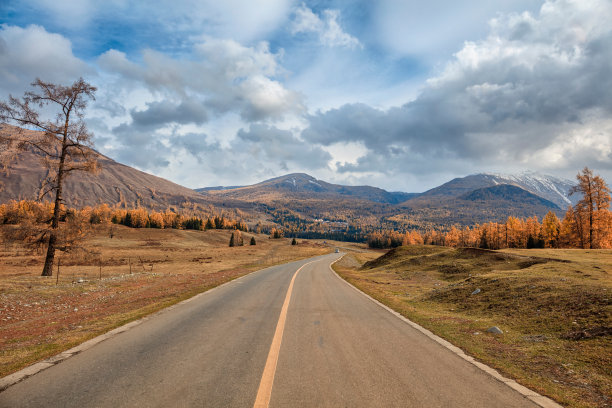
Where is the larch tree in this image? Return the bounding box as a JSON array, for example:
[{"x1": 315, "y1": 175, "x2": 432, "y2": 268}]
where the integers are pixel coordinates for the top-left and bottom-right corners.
[
  {"x1": 570, "y1": 167, "x2": 611, "y2": 248},
  {"x1": 0, "y1": 78, "x2": 98, "y2": 276},
  {"x1": 541, "y1": 211, "x2": 561, "y2": 248}
]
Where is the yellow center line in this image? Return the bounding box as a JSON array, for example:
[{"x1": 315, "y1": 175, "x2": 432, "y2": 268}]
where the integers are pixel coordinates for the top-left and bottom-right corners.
[{"x1": 253, "y1": 260, "x2": 315, "y2": 408}]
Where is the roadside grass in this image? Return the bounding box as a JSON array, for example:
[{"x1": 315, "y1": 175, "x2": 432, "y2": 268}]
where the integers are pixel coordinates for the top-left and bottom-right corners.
[
  {"x1": 0, "y1": 225, "x2": 331, "y2": 378},
  {"x1": 333, "y1": 246, "x2": 611, "y2": 408}
]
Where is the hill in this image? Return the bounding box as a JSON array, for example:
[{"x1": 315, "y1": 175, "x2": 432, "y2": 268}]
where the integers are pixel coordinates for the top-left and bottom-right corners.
[{"x1": 0, "y1": 127, "x2": 209, "y2": 209}]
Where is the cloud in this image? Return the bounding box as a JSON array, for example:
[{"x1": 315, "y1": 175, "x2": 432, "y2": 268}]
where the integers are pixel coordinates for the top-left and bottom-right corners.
[
  {"x1": 130, "y1": 99, "x2": 209, "y2": 128},
  {"x1": 98, "y1": 39, "x2": 302, "y2": 122},
  {"x1": 291, "y1": 4, "x2": 362, "y2": 49},
  {"x1": 95, "y1": 37, "x2": 306, "y2": 171},
  {"x1": 0, "y1": 24, "x2": 92, "y2": 95},
  {"x1": 301, "y1": 0, "x2": 612, "y2": 181},
  {"x1": 235, "y1": 124, "x2": 331, "y2": 170}
]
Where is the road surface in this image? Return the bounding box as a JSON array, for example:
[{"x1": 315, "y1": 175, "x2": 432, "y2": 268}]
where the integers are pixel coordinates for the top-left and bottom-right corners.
[{"x1": 0, "y1": 253, "x2": 539, "y2": 407}]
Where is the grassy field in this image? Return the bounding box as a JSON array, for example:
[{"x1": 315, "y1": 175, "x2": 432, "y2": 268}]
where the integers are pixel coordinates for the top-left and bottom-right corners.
[
  {"x1": 0, "y1": 225, "x2": 331, "y2": 378},
  {"x1": 333, "y1": 246, "x2": 611, "y2": 408}
]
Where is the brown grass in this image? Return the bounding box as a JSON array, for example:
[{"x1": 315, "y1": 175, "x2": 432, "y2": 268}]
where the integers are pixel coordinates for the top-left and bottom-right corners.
[
  {"x1": 0, "y1": 225, "x2": 331, "y2": 377},
  {"x1": 334, "y1": 245, "x2": 611, "y2": 408}
]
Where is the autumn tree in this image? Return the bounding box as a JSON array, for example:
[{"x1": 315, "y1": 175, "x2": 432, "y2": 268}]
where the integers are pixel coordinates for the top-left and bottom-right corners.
[
  {"x1": 0, "y1": 78, "x2": 98, "y2": 276},
  {"x1": 541, "y1": 211, "x2": 561, "y2": 248},
  {"x1": 570, "y1": 167, "x2": 611, "y2": 248}
]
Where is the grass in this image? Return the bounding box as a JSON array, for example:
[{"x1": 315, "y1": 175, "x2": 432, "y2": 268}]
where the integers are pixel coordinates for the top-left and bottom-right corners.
[
  {"x1": 0, "y1": 225, "x2": 331, "y2": 378},
  {"x1": 333, "y1": 245, "x2": 611, "y2": 408}
]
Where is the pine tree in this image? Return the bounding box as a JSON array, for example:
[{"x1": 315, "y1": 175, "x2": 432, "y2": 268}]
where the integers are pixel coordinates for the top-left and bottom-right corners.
[
  {"x1": 291, "y1": 238, "x2": 297, "y2": 245},
  {"x1": 250, "y1": 236, "x2": 256, "y2": 245},
  {"x1": 229, "y1": 232, "x2": 235, "y2": 247}
]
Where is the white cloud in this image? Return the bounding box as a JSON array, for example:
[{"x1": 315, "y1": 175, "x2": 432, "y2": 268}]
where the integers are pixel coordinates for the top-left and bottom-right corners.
[
  {"x1": 0, "y1": 25, "x2": 92, "y2": 95},
  {"x1": 291, "y1": 4, "x2": 362, "y2": 49}
]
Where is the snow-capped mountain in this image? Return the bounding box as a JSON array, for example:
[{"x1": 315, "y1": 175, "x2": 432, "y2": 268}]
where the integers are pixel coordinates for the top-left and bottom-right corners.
[
  {"x1": 481, "y1": 172, "x2": 578, "y2": 209},
  {"x1": 413, "y1": 171, "x2": 577, "y2": 210}
]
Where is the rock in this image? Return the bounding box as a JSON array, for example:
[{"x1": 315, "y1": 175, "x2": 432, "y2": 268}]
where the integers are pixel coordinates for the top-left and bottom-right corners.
[
  {"x1": 487, "y1": 326, "x2": 503, "y2": 334},
  {"x1": 471, "y1": 288, "x2": 481, "y2": 295}
]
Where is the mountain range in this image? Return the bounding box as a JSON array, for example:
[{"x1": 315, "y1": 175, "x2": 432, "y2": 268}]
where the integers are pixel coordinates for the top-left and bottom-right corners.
[{"x1": 0, "y1": 127, "x2": 578, "y2": 232}]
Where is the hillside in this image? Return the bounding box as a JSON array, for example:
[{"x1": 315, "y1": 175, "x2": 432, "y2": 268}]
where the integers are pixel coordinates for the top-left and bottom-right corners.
[
  {"x1": 460, "y1": 184, "x2": 560, "y2": 208},
  {"x1": 0, "y1": 128, "x2": 209, "y2": 209}
]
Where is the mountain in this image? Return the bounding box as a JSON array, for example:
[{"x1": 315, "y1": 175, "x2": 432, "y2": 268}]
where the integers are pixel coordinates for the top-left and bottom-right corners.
[
  {"x1": 198, "y1": 173, "x2": 417, "y2": 204},
  {"x1": 408, "y1": 172, "x2": 576, "y2": 209},
  {"x1": 0, "y1": 126, "x2": 579, "y2": 234},
  {"x1": 459, "y1": 184, "x2": 560, "y2": 209},
  {"x1": 0, "y1": 128, "x2": 208, "y2": 209}
]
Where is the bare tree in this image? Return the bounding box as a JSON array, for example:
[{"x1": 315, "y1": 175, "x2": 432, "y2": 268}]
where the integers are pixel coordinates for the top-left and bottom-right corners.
[{"x1": 0, "y1": 78, "x2": 98, "y2": 276}]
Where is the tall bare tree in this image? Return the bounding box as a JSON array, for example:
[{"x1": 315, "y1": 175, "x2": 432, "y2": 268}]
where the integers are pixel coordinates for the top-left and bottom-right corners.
[{"x1": 0, "y1": 78, "x2": 98, "y2": 276}]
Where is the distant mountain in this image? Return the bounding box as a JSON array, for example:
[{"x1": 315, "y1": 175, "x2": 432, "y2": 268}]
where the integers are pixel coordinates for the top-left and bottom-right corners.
[
  {"x1": 198, "y1": 173, "x2": 417, "y2": 204},
  {"x1": 459, "y1": 184, "x2": 560, "y2": 209},
  {"x1": 195, "y1": 185, "x2": 244, "y2": 192},
  {"x1": 406, "y1": 172, "x2": 576, "y2": 209}
]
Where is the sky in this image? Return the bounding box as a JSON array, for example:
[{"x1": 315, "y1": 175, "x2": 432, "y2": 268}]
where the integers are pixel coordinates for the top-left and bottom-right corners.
[{"x1": 1, "y1": 0, "x2": 611, "y2": 192}]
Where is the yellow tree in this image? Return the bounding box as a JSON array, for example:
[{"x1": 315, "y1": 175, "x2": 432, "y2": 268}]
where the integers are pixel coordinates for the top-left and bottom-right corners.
[
  {"x1": 570, "y1": 167, "x2": 611, "y2": 248},
  {"x1": 541, "y1": 211, "x2": 561, "y2": 248}
]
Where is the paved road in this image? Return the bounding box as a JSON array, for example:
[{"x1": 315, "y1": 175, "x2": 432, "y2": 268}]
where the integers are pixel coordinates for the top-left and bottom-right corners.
[{"x1": 0, "y1": 254, "x2": 538, "y2": 407}]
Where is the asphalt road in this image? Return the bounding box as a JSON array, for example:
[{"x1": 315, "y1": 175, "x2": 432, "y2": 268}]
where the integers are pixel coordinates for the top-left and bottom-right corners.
[{"x1": 0, "y1": 253, "x2": 538, "y2": 407}]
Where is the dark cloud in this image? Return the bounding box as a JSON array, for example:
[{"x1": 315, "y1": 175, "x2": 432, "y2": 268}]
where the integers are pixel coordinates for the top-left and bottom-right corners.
[{"x1": 131, "y1": 100, "x2": 208, "y2": 128}]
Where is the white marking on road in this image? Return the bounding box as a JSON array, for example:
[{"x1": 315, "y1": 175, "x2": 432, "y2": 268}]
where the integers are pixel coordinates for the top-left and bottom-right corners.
[{"x1": 253, "y1": 259, "x2": 317, "y2": 408}]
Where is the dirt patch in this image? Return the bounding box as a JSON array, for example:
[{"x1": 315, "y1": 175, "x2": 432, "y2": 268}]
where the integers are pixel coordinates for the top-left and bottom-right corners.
[{"x1": 562, "y1": 326, "x2": 612, "y2": 341}]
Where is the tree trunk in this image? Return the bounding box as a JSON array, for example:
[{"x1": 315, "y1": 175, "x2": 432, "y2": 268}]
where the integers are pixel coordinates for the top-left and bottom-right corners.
[
  {"x1": 41, "y1": 232, "x2": 56, "y2": 276},
  {"x1": 41, "y1": 127, "x2": 69, "y2": 276}
]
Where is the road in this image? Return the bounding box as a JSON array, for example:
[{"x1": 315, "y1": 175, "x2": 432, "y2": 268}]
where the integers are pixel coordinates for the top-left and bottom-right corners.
[{"x1": 0, "y1": 253, "x2": 539, "y2": 407}]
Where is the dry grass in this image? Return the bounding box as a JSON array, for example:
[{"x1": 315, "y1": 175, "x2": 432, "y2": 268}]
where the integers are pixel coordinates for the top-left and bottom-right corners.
[
  {"x1": 334, "y1": 245, "x2": 611, "y2": 408},
  {"x1": 0, "y1": 225, "x2": 331, "y2": 377}
]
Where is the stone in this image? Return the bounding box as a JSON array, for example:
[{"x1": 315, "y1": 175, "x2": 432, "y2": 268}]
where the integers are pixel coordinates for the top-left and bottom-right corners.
[
  {"x1": 471, "y1": 288, "x2": 481, "y2": 295},
  {"x1": 486, "y1": 326, "x2": 503, "y2": 334}
]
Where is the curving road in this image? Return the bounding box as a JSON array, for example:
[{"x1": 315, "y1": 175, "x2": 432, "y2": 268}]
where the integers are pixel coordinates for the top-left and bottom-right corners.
[{"x1": 0, "y1": 253, "x2": 539, "y2": 407}]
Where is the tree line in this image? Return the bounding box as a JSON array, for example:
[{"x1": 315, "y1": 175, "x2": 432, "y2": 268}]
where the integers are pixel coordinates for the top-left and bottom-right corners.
[{"x1": 0, "y1": 201, "x2": 249, "y2": 232}]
